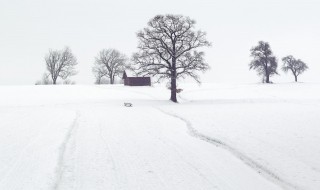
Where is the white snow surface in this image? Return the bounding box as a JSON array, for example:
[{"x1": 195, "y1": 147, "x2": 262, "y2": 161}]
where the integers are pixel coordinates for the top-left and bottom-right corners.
[{"x1": 0, "y1": 83, "x2": 319, "y2": 190}]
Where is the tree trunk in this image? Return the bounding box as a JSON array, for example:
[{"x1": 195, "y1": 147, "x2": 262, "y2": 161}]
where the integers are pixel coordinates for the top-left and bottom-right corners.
[
  {"x1": 294, "y1": 75, "x2": 298, "y2": 82},
  {"x1": 265, "y1": 64, "x2": 270, "y2": 83},
  {"x1": 170, "y1": 77, "x2": 177, "y2": 102},
  {"x1": 110, "y1": 76, "x2": 114, "y2": 84},
  {"x1": 265, "y1": 74, "x2": 270, "y2": 83},
  {"x1": 53, "y1": 77, "x2": 57, "y2": 85},
  {"x1": 170, "y1": 55, "x2": 178, "y2": 103}
]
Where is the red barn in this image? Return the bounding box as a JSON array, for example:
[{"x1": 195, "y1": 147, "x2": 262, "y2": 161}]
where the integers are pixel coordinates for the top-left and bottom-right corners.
[{"x1": 122, "y1": 71, "x2": 151, "y2": 86}]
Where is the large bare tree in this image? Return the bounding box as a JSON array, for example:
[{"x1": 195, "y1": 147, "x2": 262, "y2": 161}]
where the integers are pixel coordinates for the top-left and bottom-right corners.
[
  {"x1": 282, "y1": 55, "x2": 308, "y2": 82},
  {"x1": 132, "y1": 15, "x2": 211, "y2": 102},
  {"x1": 93, "y1": 49, "x2": 127, "y2": 84},
  {"x1": 45, "y1": 47, "x2": 78, "y2": 84},
  {"x1": 249, "y1": 41, "x2": 278, "y2": 83}
]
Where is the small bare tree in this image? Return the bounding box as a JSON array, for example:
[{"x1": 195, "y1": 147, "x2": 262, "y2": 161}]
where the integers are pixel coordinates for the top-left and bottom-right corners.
[
  {"x1": 92, "y1": 64, "x2": 107, "y2": 84},
  {"x1": 63, "y1": 79, "x2": 76, "y2": 85},
  {"x1": 93, "y1": 49, "x2": 127, "y2": 84},
  {"x1": 249, "y1": 41, "x2": 278, "y2": 83},
  {"x1": 35, "y1": 73, "x2": 52, "y2": 85},
  {"x1": 41, "y1": 73, "x2": 51, "y2": 85},
  {"x1": 282, "y1": 55, "x2": 308, "y2": 82},
  {"x1": 132, "y1": 14, "x2": 211, "y2": 102},
  {"x1": 45, "y1": 47, "x2": 78, "y2": 85}
]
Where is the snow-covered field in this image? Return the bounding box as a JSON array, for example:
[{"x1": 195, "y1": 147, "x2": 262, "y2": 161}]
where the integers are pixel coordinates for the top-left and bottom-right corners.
[{"x1": 0, "y1": 83, "x2": 319, "y2": 190}]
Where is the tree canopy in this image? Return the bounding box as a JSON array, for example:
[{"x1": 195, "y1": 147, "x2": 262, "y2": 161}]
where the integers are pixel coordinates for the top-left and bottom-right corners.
[
  {"x1": 282, "y1": 55, "x2": 308, "y2": 82},
  {"x1": 45, "y1": 47, "x2": 78, "y2": 84},
  {"x1": 132, "y1": 14, "x2": 211, "y2": 102},
  {"x1": 93, "y1": 49, "x2": 127, "y2": 84},
  {"x1": 249, "y1": 41, "x2": 278, "y2": 83}
]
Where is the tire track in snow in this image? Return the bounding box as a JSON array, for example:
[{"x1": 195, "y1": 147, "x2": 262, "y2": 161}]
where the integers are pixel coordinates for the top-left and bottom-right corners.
[
  {"x1": 98, "y1": 122, "x2": 121, "y2": 189},
  {"x1": 0, "y1": 133, "x2": 43, "y2": 186},
  {"x1": 146, "y1": 130, "x2": 219, "y2": 189},
  {"x1": 52, "y1": 112, "x2": 79, "y2": 190},
  {"x1": 155, "y1": 107, "x2": 301, "y2": 190}
]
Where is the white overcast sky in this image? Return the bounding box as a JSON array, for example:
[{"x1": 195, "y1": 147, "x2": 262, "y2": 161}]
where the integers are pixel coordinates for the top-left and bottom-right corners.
[{"x1": 0, "y1": 0, "x2": 319, "y2": 85}]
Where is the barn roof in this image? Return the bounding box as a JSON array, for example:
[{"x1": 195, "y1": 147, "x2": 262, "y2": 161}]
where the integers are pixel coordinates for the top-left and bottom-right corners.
[
  {"x1": 122, "y1": 70, "x2": 136, "y2": 77},
  {"x1": 122, "y1": 70, "x2": 150, "y2": 78}
]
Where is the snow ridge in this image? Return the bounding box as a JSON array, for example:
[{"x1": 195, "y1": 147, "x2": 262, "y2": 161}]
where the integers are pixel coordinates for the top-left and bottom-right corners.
[
  {"x1": 156, "y1": 108, "x2": 300, "y2": 190},
  {"x1": 52, "y1": 112, "x2": 79, "y2": 190}
]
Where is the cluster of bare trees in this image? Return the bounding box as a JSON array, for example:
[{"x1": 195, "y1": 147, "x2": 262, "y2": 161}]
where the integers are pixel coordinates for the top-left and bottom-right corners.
[
  {"x1": 37, "y1": 47, "x2": 129, "y2": 86},
  {"x1": 249, "y1": 41, "x2": 308, "y2": 83},
  {"x1": 35, "y1": 14, "x2": 310, "y2": 103}
]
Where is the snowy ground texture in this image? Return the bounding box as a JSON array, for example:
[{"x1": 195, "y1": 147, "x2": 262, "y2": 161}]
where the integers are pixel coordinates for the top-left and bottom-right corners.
[{"x1": 0, "y1": 83, "x2": 319, "y2": 190}]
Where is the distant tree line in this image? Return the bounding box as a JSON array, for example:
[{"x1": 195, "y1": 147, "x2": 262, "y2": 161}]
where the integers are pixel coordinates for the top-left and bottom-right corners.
[{"x1": 35, "y1": 14, "x2": 310, "y2": 102}]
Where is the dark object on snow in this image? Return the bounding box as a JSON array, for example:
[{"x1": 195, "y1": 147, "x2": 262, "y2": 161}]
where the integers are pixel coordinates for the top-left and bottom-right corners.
[
  {"x1": 124, "y1": 103, "x2": 132, "y2": 107},
  {"x1": 122, "y1": 71, "x2": 151, "y2": 86}
]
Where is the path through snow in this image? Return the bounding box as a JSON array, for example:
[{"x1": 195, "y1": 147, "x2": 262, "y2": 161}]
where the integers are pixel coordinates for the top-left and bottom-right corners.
[
  {"x1": 1, "y1": 84, "x2": 319, "y2": 189},
  {"x1": 155, "y1": 108, "x2": 299, "y2": 190}
]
